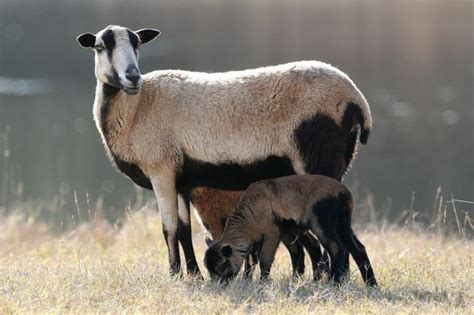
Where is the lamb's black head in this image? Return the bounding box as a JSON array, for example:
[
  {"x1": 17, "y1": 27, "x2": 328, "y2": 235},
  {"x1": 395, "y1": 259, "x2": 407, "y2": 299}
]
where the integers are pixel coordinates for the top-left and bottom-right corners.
[
  {"x1": 204, "y1": 237, "x2": 241, "y2": 282},
  {"x1": 76, "y1": 25, "x2": 160, "y2": 95}
]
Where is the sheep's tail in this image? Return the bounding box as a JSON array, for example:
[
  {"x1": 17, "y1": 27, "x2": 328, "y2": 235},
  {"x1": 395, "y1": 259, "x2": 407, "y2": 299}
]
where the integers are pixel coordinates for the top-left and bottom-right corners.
[
  {"x1": 350, "y1": 93, "x2": 372, "y2": 145},
  {"x1": 354, "y1": 102, "x2": 371, "y2": 145}
]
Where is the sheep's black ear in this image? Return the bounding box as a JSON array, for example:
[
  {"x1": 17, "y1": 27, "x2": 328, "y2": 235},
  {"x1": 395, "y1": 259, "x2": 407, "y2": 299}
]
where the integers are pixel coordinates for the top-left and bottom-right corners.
[
  {"x1": 205, "y1": 237, "x2": 215, "y2": 247},
  {"x1": 221, "y1": 245, "x2": 232, "y2": 258},
  {"x1": 135, "y1": 29, "x2": 161, "y2": 44},
  {"x1": 77, "y1": 33, "x2": 96, "y2": 48}
]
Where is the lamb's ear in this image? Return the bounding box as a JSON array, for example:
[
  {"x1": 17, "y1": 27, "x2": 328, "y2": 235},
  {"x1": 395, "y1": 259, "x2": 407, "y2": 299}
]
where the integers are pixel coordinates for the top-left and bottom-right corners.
[
  {"x1": 205, "y1": 237, "x2": 215, "y2": 247},
  {"x1": 76, "y1": 33, "x2": 96, "y2": 48},
  {"x1": 221, "y1": 245, "x2": 233, "y2": 258},
  {"x1": 135, "y1": 29, "x2": 161, "y2": 44}
]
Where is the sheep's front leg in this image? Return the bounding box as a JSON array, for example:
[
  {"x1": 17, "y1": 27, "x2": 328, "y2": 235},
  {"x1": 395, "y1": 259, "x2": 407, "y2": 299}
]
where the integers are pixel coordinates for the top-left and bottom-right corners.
[
  {"x1": 151, "y1": 173, "x2": 181, "y2": 276},
  {"x1": 258, "y1": 226, "x2": 281, "y2": 280},
  {"x1": 177, "y1": 192, "x2": 202, "y2": 278}
]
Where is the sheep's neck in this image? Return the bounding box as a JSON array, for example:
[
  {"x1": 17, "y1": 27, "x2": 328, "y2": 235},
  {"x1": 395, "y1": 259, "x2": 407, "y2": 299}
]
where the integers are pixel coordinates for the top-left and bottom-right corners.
[{"x1": 93, "y1": 81, "x2": 139, "y2": 158}]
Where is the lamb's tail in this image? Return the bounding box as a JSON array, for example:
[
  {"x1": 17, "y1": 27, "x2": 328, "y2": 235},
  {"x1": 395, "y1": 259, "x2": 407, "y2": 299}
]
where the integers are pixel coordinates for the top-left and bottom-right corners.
[{"x1": 349, "y1": 100, "x2": 372, "y2": 145}]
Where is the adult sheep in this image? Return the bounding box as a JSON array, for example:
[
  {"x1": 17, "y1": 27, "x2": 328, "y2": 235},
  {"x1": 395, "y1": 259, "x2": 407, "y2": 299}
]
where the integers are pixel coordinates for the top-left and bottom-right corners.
[{"x1": 76, "y1": 25, "x2": 372, "y2": 277}]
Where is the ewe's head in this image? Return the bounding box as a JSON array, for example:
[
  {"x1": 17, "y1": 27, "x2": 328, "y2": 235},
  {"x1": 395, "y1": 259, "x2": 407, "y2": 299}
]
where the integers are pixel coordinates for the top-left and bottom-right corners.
[
  {"x1": 76, "y1": 25, "x2": 160, "y2": 95},
  {"x1": 204, "y1": 237, "x2": 244, "y2": 282}
]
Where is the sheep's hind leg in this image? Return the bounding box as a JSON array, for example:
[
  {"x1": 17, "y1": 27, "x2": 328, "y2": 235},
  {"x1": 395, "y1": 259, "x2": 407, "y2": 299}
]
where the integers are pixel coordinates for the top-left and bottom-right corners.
[
  {"x1": 311, "y1": 222, "x2": 346, "y2": 284},
  {"x1": 337, "y1": 224, "x2": 378, "y2": 287},
  {"x1": 299, "y1": 231, "x2": 326, "y2": 281},
  {"x1": 178, "y1": 192, "x2": 202, "y2": 278},
  {"x1": 281, "y1": 228, "x2": 305, "y2": 277}
]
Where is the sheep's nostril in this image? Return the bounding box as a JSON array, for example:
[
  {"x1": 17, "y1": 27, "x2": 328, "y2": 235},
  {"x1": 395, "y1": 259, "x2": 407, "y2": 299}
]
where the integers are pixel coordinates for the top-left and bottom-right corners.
[
  {"x1": 125, "y1": 68, "x2": 141, "y2": 85},
  {"x1": 126, "y1": 74, "x2": 140, "y2": 84}
]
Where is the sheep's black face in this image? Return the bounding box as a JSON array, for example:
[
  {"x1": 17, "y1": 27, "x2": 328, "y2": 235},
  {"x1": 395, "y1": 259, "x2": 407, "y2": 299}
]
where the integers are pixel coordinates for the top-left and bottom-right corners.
[
  {"x1": 77, "y1": 25, "x2": 160, "y2": 95},
  {"x1": 204, "y1": 243, "x2": 240, "y2": 282}
]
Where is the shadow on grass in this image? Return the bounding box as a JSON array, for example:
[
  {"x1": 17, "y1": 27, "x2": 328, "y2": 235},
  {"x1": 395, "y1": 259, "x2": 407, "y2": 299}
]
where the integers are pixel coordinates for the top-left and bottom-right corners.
[
  {"x1": 181, "y1": 275, "x2": 466, "y2": 308},
  {"x1": 376, "y1": 286, "x2": 465, "y2": 306}
]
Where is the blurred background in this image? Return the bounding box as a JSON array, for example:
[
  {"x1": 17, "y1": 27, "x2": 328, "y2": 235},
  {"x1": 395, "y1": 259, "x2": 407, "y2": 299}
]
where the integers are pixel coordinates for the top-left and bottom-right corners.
[{"x1": 0, "y1": 0, "x2": 472, "y2": 231}]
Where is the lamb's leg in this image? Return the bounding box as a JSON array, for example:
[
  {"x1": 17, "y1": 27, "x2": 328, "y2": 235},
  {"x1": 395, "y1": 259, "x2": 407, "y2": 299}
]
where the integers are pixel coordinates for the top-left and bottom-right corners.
[
  {"x1": 281, "y1": 228, "x2": 305, "y2": 277},
  {"x1": 298, "y1": 231, "x2": 326, "y2": 281},
  {"x1": 258, "y1": 226, "x2": 281, "y2": 280},
  {"x1": 243, "y1": 252, "x2": 258, "y2": 279},
  {"x1": 342, "y1": 250, "x2": 350, "y2": 278},
  {"x1": 321, "y1": 248, "x2": 348, "y2": 277},
  {"x1": 321, "y1": 146, "x2": 352, "y2": 277},
  {"x1": 177, "y1": 192, "x2": 202, "y2": 278},
  {"x1": 311, "y1": 222, "x2": 345, "y2": 284},
  {"x1": 337, "y1": 224, "x2": 378, "y2": 287},
  {"x1": 151, "y1": 173, "x2": 181, "y2": 276}
]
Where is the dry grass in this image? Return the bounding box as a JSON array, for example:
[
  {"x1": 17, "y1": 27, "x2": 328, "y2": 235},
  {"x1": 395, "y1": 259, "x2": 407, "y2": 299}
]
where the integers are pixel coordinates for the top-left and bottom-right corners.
[{"x1": 0, "y1": 209, "x2": 472, "y2": 314}]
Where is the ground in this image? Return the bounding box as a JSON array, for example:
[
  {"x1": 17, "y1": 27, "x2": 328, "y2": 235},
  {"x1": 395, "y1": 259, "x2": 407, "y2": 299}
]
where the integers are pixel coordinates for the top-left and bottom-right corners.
[{"x1": 0, "y1": 209, "x2": 472, "y2": 314}]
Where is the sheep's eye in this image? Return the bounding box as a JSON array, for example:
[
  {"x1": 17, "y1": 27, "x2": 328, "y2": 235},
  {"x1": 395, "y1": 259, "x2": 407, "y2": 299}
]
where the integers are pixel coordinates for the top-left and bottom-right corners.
[{"x1": 95, "y1": 45, "x2": 105, "y2": 52}]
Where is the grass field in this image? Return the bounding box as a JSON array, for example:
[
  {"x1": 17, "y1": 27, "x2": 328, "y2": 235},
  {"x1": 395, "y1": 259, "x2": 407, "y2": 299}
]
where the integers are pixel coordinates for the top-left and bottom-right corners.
[{"x1": 0, "y1": 208, "x2": 472, "y2": 314}]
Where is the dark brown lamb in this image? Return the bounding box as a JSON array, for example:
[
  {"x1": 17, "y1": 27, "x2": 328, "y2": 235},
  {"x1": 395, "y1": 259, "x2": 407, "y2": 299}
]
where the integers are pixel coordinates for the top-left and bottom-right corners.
[
  {"x1": 204, "y1": 175, "x2": 377, "y2": 287},
  {"x1": 191, "y1": 187, "x2": 327, "y2": 279}
]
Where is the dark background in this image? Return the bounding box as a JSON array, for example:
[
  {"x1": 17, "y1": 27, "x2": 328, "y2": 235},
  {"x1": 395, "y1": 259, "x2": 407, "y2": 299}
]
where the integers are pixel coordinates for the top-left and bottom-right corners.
[{"x1": 0, "y1": 0, "x2": 472, "y2": 227}]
